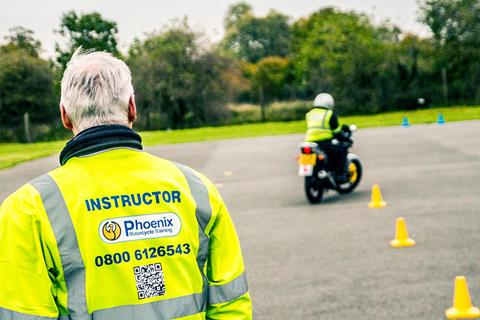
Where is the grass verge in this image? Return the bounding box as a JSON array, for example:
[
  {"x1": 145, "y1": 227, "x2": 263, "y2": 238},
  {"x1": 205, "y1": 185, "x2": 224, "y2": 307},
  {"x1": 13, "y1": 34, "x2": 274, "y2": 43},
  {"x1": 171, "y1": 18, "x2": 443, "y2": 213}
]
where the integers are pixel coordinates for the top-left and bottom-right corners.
[{"x1": 1, "y1": 105, "x2": 479, "y2": 170}]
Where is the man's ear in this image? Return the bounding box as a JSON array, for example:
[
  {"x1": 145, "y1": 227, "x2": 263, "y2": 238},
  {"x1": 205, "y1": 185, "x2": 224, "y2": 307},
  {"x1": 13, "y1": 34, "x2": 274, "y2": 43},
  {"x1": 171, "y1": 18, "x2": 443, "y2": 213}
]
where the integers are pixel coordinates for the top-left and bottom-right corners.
[
  {"x1": 60, "y1": 105, "x2": 74, "y2": 131},
  {"x1": 128, "y1": 96, "x2": 137, "y2": 124}
]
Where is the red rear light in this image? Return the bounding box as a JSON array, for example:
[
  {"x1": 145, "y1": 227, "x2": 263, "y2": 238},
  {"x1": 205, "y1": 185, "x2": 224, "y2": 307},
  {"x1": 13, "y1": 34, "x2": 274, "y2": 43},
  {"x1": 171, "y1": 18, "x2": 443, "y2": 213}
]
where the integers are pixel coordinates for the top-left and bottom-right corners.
[{"x1": 303, "y1": 146, "x2": 311, "y2": 154}]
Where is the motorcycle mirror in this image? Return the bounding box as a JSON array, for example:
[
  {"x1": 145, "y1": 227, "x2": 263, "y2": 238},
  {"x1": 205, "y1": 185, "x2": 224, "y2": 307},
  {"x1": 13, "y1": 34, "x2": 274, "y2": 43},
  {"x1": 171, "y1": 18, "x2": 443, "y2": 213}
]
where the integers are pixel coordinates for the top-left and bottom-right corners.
[{"x1": 349, "y1": 124, "x2": 357, "y2": 132}]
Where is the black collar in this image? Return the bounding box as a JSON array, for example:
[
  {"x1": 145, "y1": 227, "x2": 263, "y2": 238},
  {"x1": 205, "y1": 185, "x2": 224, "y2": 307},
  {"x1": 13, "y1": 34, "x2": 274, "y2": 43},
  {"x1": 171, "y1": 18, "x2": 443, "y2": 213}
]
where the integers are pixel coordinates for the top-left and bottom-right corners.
[{"x1": 59, "y1": 125, "x2": 143, "y2": 165}]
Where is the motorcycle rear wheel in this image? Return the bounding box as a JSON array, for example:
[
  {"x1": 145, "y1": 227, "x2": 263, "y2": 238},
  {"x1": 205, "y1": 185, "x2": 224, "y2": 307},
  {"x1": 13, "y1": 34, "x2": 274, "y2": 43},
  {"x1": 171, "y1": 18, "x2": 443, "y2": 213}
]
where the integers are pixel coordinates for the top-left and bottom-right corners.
[{"x1": 305, "y1": 176, "x2": 324, "y2": 204}]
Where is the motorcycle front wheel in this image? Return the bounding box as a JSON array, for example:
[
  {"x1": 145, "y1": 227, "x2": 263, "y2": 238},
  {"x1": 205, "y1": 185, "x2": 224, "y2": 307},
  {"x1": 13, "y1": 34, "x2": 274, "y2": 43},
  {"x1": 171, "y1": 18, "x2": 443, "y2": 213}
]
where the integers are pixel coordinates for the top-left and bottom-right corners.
[
  {"x1": 304, "y1": 176, "x2": 324, "y2": 204},
  {"x1": 336, "y1": 159, "x2": 362, "y2": 194}
]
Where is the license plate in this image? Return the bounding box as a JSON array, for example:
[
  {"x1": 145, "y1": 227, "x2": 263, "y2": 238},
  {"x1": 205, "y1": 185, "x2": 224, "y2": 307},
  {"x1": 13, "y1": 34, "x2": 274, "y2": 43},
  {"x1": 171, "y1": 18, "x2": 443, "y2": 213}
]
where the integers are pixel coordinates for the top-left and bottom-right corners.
[
  {"x1": 298, "y1": 154, "x2": 317, "y2": 165},
  {"x1": 298, "y1": 164, "x2": 314, "y2": 176}
]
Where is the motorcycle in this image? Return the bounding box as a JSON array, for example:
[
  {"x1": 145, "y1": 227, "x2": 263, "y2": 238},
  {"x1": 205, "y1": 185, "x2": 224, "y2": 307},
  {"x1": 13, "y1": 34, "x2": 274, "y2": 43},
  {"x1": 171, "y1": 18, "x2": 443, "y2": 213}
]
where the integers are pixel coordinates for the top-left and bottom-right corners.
[{"x1": 297, "y1": 124, "x2": 362, "y2": 204}]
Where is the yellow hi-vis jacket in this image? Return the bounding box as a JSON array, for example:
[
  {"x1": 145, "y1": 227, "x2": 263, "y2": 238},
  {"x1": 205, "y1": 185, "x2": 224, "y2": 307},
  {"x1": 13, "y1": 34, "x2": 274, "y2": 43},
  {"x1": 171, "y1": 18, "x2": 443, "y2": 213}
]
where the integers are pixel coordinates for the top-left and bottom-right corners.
[
  {"x1": 0, "y1": 127, "x2": 251, "y2": 320},
  {"x1": 304, "y1": 107, "x2": 335, "y2": 142}
]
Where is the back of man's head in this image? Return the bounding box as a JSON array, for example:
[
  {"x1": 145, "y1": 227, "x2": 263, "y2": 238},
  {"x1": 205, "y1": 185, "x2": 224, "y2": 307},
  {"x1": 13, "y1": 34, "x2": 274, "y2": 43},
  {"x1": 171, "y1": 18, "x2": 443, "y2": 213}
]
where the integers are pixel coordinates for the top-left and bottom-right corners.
[{"x1": 60, "y1": 49, "x2": 134, "y2": 132}]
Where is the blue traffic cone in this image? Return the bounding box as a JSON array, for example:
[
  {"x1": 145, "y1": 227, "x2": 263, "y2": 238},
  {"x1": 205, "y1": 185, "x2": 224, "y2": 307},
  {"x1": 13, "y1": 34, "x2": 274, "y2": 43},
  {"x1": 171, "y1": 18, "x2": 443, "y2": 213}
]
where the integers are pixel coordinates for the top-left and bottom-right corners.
[
  {"x1": 437, "y1": 113, "x2": 445, "y2": 125},
  {"x1": 401, "y1": 116, "x2": 410, "y2": 128}
]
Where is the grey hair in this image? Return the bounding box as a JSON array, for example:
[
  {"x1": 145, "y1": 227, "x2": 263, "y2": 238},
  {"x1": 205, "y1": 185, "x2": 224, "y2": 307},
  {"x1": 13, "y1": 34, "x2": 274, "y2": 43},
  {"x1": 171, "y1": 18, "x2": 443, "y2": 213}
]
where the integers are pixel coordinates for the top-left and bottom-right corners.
[{"x1": 60, "y1": 49, "x2": 134, "y2": 132}]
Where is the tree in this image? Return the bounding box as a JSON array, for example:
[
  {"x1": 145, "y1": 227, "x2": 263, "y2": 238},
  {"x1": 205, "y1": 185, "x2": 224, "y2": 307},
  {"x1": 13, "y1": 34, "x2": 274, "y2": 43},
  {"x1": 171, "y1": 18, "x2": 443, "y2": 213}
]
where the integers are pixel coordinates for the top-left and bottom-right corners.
[
  {"x1": 56, "y1": 11, "x2": 120, "y2": 70},
  {"x1": 222, "y1": 3, "x2": 291, "y2": 63},
  {"x1": 421, "y1": 0, "x2": 480, "y2": 46},
  {"x1": 420, "y1": 0, "x2": 480, "y2": 104},
  {"x1": 246, "y1": 57, "x2": 290, "y2": 120},
  {"x1": 224, "y1": 2, "x2": 253, "y2": 30},
  {"x1": 0, "y1": 49, "x2": 56, "y2": 142},
  {"x1": 290, "y1": 8, "x2": 398, "y2": 114},
  {"x1": 1, "y1": 26, "x2": 42, "y2": 57},
  {"x1": 128, "y1": 21, "x2": 233, "y2": 129},
  {"x1": 388, "y1": 34, "x2": 437, "y2": 109}
]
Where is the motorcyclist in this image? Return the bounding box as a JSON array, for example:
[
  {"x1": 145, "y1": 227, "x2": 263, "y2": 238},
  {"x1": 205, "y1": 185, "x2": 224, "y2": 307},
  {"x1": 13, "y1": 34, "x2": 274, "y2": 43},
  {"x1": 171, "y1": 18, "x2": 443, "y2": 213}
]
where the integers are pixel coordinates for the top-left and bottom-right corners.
[{"x1": 304, "y1": 93, "x2": 348, "y2": 181}]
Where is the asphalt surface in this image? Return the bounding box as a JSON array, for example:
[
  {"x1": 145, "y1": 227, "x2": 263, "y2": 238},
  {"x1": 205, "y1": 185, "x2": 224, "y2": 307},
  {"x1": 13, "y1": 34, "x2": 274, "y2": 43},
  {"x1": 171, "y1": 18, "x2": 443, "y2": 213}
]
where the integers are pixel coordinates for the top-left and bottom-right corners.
[{"x1": 1, "y1": 120, "x2": 480, "y2": 319}]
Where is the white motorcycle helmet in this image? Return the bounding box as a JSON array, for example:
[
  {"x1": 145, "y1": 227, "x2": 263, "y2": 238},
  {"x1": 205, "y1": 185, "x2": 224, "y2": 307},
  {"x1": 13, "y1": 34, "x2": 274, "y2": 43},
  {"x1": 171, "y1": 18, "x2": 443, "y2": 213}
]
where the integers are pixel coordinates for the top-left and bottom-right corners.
[{"x1": 313, "y1": 93, "x2": 335, "y2": 110}]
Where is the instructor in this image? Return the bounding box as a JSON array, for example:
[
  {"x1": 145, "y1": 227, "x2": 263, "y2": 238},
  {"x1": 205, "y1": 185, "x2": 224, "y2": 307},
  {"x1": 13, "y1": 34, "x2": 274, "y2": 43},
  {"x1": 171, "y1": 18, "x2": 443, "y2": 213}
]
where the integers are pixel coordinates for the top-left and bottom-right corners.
[{"x1": 0, "y1": 50, "x2": 252, "y2": 319}]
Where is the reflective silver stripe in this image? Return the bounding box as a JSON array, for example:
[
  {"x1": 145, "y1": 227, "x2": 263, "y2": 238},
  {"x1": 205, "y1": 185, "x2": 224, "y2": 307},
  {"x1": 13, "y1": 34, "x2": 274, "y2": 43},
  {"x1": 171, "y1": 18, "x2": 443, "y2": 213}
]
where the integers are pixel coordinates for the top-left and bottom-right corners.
[
  {"x1": 92, "y1": 292, "x2": 205, "y2": 320},
  {"x1": 0, "y1": 307, "x2": 57, "y2": 320},
  {"x1": 321, "y1": 111, "x2": 327, "y2": 128},
  {"x1": 197, "y1": 231, "x2": 210, "y2": 287},
  {"x1": 175, "y1": 164, "x2": 211, "y2": 274},
  {"x1": 308, "y1": 126, "x2": 330, "y2": 130},
  {"x1": 175, "y1": 163, "x2": 212, "y2": 299},
  {"x1": 30, "y1": 174, "x2": 89, "y2": 320},
  {"x1": 174, "y1": 164, "x2": 212, "y2": 231},
  {"x1": 208, "y1": 272, "x2": 249, "y2": 305}
]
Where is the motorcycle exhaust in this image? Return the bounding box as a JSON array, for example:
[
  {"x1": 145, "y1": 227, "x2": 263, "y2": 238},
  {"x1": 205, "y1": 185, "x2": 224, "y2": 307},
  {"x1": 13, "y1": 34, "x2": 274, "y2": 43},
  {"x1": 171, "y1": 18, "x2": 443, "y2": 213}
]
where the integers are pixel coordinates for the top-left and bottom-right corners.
[
  {"x1": 317, "y1": 170, "x2": 328, "y2": 179},
  {"x1": 317, "y1": 170, "x2": 338, "y2": 188}
]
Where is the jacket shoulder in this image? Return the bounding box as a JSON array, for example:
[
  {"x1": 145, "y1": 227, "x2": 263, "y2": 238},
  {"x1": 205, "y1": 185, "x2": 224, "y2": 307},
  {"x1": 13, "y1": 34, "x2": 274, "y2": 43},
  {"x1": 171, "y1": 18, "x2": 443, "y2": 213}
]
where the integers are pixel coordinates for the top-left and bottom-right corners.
[
  {"x1": 172, "y1": 162, "x2": 218, "y2": 196},
  {"x1": 0, "y1": 176, "x2": 46, "y2": 220}
]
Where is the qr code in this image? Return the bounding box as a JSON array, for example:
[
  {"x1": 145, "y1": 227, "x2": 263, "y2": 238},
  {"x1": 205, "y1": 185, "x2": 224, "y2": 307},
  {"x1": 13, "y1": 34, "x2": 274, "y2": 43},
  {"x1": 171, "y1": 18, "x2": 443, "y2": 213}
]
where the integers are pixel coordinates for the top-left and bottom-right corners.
[{"x1": 133, "y1": 263, "x2": 166, "y2": 299}]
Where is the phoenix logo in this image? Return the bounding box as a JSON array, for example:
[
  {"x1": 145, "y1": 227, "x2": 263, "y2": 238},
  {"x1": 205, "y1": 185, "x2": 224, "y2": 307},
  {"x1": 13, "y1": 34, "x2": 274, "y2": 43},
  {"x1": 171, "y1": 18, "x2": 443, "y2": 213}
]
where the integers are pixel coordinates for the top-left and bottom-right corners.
[{"x1": 102, "y1": 221, "x2": 121, "y2": 241}]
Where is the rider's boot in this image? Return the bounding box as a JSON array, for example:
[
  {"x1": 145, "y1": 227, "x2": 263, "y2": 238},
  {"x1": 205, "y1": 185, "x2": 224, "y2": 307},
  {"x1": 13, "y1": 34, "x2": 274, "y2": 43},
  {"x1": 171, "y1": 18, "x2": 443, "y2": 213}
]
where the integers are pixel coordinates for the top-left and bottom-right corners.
[{"x1": 334, "y1": 160, "x2": 349, "y2": 183}]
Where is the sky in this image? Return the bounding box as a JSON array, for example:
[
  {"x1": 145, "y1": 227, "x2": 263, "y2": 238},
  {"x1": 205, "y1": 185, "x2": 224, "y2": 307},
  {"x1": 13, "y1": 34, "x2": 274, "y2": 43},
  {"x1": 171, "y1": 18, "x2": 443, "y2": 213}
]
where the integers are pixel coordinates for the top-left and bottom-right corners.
[{"x1": 0, "y1": 0, "x2": 429, "y2": 58}]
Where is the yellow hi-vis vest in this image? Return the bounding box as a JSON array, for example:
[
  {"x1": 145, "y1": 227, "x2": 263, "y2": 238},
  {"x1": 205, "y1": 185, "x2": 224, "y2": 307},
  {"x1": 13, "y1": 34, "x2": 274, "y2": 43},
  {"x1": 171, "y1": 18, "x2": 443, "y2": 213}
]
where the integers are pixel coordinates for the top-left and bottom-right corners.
[
  {"x1": 0, "y1": 149, "x2": 251, "y2": 319},
  {"x1": 304, "y1": 107, "x2": 334, "y2": 142}
]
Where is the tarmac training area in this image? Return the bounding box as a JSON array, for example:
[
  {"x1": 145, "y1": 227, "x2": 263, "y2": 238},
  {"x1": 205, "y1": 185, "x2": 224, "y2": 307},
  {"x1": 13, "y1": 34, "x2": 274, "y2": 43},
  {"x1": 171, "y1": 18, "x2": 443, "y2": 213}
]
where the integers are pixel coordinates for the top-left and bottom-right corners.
[{"x1": 1, "y1": 120, "x2": 479, "y2": 319}]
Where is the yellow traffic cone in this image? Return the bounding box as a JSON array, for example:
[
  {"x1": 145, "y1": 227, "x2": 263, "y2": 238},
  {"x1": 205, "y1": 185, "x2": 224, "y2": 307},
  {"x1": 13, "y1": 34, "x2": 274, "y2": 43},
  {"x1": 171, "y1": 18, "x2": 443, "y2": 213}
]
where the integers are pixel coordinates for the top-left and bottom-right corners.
[
  {"x1": 368, "y1": 184, "x2": 387, "y2": 208},
  {"x1": 446, "y1": 276, "x2": 480, "y2": 319},
  {"x1": 390, "y1": 217, "x2": 416, "y2": 248}
]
